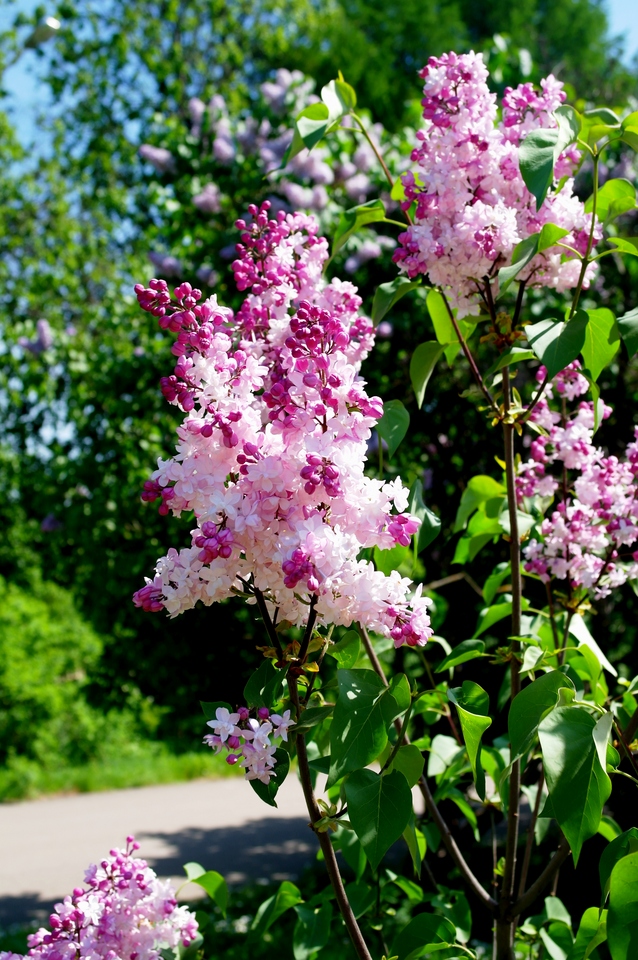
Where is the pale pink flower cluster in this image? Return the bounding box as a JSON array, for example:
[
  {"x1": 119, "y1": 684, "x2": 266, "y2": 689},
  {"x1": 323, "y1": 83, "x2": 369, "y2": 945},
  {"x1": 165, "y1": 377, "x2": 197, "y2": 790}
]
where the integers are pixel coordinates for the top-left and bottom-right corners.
[
  {"x1": 0, "y1": 839, "x2": 198, "y2": 960},
  {"x1": 393, "y1": 52, "x2": 599, "y2": 316},
  {"x1": 133, "y1": 202, "x2": 432, "y2": 648},
  {"x1": 204, "y1": 705, "x2": 294, "y2": 784},
  {"x1": 518, "y1": 364, "x2": 638, "y2": 598}
]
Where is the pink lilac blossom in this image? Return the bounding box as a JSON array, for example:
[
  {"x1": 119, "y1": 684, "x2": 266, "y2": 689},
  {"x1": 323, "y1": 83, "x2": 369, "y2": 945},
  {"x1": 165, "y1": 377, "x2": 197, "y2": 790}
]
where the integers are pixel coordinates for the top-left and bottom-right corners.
[
  {"x1": 132, "y1": 202, "x2": 432, "y2": 649},
  {"x1": 204, "y1": 705, "x2": 295, "y2": 784},
  {"x1": 393, "y1": 52, "x2": 600, "y2": 316},
  {"x1": 0, "y1": 838, "x2": 198, "y2": 960},
  {"x1": 517, "y1": 363, "x2": 638, "y2": 598}
]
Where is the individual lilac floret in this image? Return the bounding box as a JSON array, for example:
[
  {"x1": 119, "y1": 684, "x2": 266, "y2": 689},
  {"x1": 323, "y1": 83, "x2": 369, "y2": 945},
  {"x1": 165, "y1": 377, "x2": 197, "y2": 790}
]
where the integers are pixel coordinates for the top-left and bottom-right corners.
[{"x1": 0, "y1": 838, "x2": 198, "y2": 960}]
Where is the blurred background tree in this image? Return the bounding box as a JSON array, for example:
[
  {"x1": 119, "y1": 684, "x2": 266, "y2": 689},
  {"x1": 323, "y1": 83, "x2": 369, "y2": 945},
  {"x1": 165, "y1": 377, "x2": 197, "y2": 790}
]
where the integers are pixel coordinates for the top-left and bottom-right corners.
[{"x1": 0, "y1": 0, "x2": 637, "y2": 796}]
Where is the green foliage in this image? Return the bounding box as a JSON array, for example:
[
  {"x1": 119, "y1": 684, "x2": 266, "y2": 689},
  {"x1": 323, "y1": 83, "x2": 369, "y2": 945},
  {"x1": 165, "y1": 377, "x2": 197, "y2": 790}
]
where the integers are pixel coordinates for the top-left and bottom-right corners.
[
  {"x1": 345, "y1": 768, "x2": 413, "y2": 869},
  {"x1": 526, "y1": 313, "x2": 590, "y2": 380},
  {"x1": 377, "y1": 400, "x2": 410, "y2": 458},
  {"x1": 539, "y1": 707, "x2": 612, "y2": 863},
  {"x1": 608, "y1": 852, "x2": 638, "y2": 958}
]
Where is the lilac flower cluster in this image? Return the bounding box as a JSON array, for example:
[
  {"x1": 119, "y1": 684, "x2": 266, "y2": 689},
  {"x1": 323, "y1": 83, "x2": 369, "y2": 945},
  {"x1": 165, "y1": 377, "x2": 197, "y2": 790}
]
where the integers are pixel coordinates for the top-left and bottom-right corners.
[
  {"x1": 394, "y1": 52, "x2": 599, "y2": 316},
  {"x1": 139, "y1": 69, "x2": 399, "y2": 258},
  {"x1": 517, "y1": 364, "x2": 638, "y2": 598},
  {"x1": 132, "y1": 201, "x2": 433, "y2": 649},
  {"x1": 0, "y1": 839, "x2": 198, "y2": 960},
  {"x1": 204, "y1": 705, "x2": 294, "y2": 784}
]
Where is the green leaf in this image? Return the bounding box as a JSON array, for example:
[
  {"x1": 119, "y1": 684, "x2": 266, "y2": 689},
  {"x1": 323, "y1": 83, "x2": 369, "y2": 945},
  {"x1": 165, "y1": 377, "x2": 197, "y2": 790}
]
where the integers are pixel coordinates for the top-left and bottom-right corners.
[
  {"x1": 243, "y1": 658, "x2": 285, "y2": 707},
  {"x1": 293, "y1": 902, "x2": 332, "y2": 960},
  {"x1": 486, "y1": 347, "x2": 537, "y2": 376},
  {"x1": 435, "y1": 639, "x2": 485, "y2": 672},
  {"x1": 410, "y1": 341, "x2": 446, "y2": 408},
  {"x1": 581, "y1": 308, "x2": 620, "y2": 381},
  {"x1": 538, "y1": 706, "x2": 611, "y2": 863},
  {"x1": 475, "y1": 601, "x2": 514, "y2": 636},
  {"x1": 571, "y1": 907, "x2": 608, "y2": 960},
  {"x1": 374, "y1": 543, "x2": 411, "y2": 574},
  {"x1": 568, "y1": 614, "x2": 618, "y2": 677},
  {"x1": 383, "y1": 673, "x2": 412, "y2": 724},
  {"x1": 509, "y1": 670, "x2": 575, "y2": 762},
  {"x1": 327, "y1": 630, "x2": 360, "y2": 669},
  {"x1": 189, "y1": 870, "x2": 228, "y2": 916},
  {"x1": 483, "y1": 562, "x2": 510, "y2": 605},
  {"x1": 498, "y1": 223, "x2": 571, "y2": 295},
  {"x1": 620, "y1": 110, "x2": 638, "y2": 151},
  {"x1": 339, "y1": 828, "x2": 367, "y2": 880},
  {"x1": 527, "y1": 312, "x2": 589, "y2": 379},
  {"x1": 498, "y1": 234, "x2": 540, "y2": 293},
  {"x1": 454, "y1": 475, "x2": 507, "y2": 532},
  {"x1": 332, "y1": 199, "x2": 387, "y2": 256},
  {"x1": 293, "y1": 705, "x2": 335, "y2": 734},
  {"x1": 372, "y1": 278, "x2": 421, "y2": 324},
  {"x1": 249, "y1": 881, "x2": 304, "y2": 941},
  {"x1": 408, "y1": 479, "x2": 441, "y2": 552},
  {"x1": 328, "y1": 669, "x2": 389, "y2": 784},
  {"x1": 200, "y1": 700, "x2": 232, "y2": 720},
  {"x1": 250, "y1": 747, "x2": 290, "y2": 807},
  {"x1": 599, "y1": 815, "x2": 623, "y2": 842},
  {"x1": 183, "y1": 862, "x2": 207, "y2": 881},
  {"x1": 585, "y1": 178, "x2": 636, "y2": 222},
  {"x1": 519, "y1": 105, "x2": 580, "y2": 210},
  {"x1": 284, "y1": 78, "x2": 355, "y2": 166},
  {"x1": 608, "y1": 852, "x2": 638, "y2": 959},
  {"x1": 580, "y1": 106, "x2": 621, "y2": 145},
  {"x1": 390, "y1": 744, "x2": 425, "y2": 787},
  {"x1": 391, "y1": 914, "x2": 457, "y2": 960},
  {"x1": 607, "y1": 237, "x2": 638, "y2": 258},
  {"x1": 377, "y1": 399, "x2": 410, "y2": 458},
  {"x1": 344, "y1": 768, "x2": 412, "y2": 869},
  {"x1": 427, "y1": 288, "x2": 455, "y2": 344},
  {"x1": 617, "y1": 307, "x2": 638, "y2": 358},
  {"x1": 447, "y1": 681, "x2": 492, "y2": 799},
  {"x1": 599, "y1": 828, "x2": 638, "y2": 904},
  {"x1": 343, "y1": 881, "x2": 376, "y2": 918},
  {"x1": 402, "y1": 818, "x2": 427, "y2": 876}
]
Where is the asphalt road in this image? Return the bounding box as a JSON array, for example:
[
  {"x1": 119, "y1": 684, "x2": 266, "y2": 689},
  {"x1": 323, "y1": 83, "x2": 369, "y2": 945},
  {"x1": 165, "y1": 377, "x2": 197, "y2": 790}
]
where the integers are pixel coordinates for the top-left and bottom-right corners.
[{"x1": 0, "y1": 776, "x2": 317, "y2": 928}]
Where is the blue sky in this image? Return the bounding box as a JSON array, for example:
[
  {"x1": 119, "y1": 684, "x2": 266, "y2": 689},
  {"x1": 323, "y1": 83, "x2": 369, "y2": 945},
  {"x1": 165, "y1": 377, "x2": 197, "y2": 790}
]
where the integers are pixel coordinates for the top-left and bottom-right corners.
[{"x1": 2, "y1": 0, "x2": 638, "y2": 148}]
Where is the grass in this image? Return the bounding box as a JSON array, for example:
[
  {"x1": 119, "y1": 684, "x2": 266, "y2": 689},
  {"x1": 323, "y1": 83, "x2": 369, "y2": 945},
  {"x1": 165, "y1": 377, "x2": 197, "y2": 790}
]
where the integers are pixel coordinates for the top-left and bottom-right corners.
[{"x1": 0, "y1": 745, "x2": 235, "y2": 802}]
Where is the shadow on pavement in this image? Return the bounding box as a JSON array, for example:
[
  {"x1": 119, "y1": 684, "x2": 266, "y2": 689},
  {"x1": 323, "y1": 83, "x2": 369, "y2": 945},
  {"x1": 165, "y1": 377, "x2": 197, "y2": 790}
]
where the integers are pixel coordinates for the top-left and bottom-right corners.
[
  {"x1": 139, "y1": 816, "x2": 315, "y2": 884},
  {"x1": 0, "y1": 817, "x2": 316, "y2": 928}
]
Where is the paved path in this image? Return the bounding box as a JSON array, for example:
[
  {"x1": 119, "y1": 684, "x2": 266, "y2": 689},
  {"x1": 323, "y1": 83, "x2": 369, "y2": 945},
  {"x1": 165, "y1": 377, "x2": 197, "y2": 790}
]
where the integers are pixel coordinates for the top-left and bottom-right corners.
[{"x1": 0, "y1": 777, "x2": 317, "y2": 928}]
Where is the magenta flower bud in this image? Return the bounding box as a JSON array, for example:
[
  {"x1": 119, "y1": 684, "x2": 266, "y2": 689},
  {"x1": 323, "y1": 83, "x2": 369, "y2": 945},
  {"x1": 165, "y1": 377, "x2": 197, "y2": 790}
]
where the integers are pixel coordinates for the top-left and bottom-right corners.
[
  {"x1": 257, "y1": 707, "x2": 270, "y2": 719},
  {"x1": 227, "y1": 735, "x2": 241, "y2": 749},
  {"x1": 237, "y1": 706, "x2": 250, "y2": 720},
  {"x1": 226, "y1": 753, "x2": 239, "y2": 765}
]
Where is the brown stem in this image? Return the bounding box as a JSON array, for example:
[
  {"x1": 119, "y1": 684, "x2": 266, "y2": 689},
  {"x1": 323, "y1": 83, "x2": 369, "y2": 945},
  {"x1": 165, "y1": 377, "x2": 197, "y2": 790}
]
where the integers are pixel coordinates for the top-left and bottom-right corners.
[
  {"x1": 288, "y1": 679, "x2": 374, "y2": 960},
  {"x1": 500, "y1": 369, "x2": 523, "y2": 913},
  {"x1": 441, "y1": 292, "x2": 500, "y2": 417},
  {"x1": 511, "y1": 836, "x2": 571, "y2": 917},
  {"x1": 545, "y1": 583, "x2": 560, "y2": 652},
  {"x1": 517, "y1": 768, "x2": 545, "y2": 898},
  {"x1": 253, "y1": 587, "x2": 283, "y2": 654},
  {"x1": 424, "y1": 571, "x2": 484, "y2": 598},
  {"x1": 356, "y1": 627, "x2": 496, "y2": 911},
  {"x1": 520, "y1": 373, "x2": 549, "y2": 425},
  {"x1": 613, "y1": 718, "x2": 638, "y2": 779},
  {"x1": 351, "y1": 114, "x2": 413, "y2": 226},
  {"x1": 623, "y1": 706, "x2": 638, "y2": 744}
]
